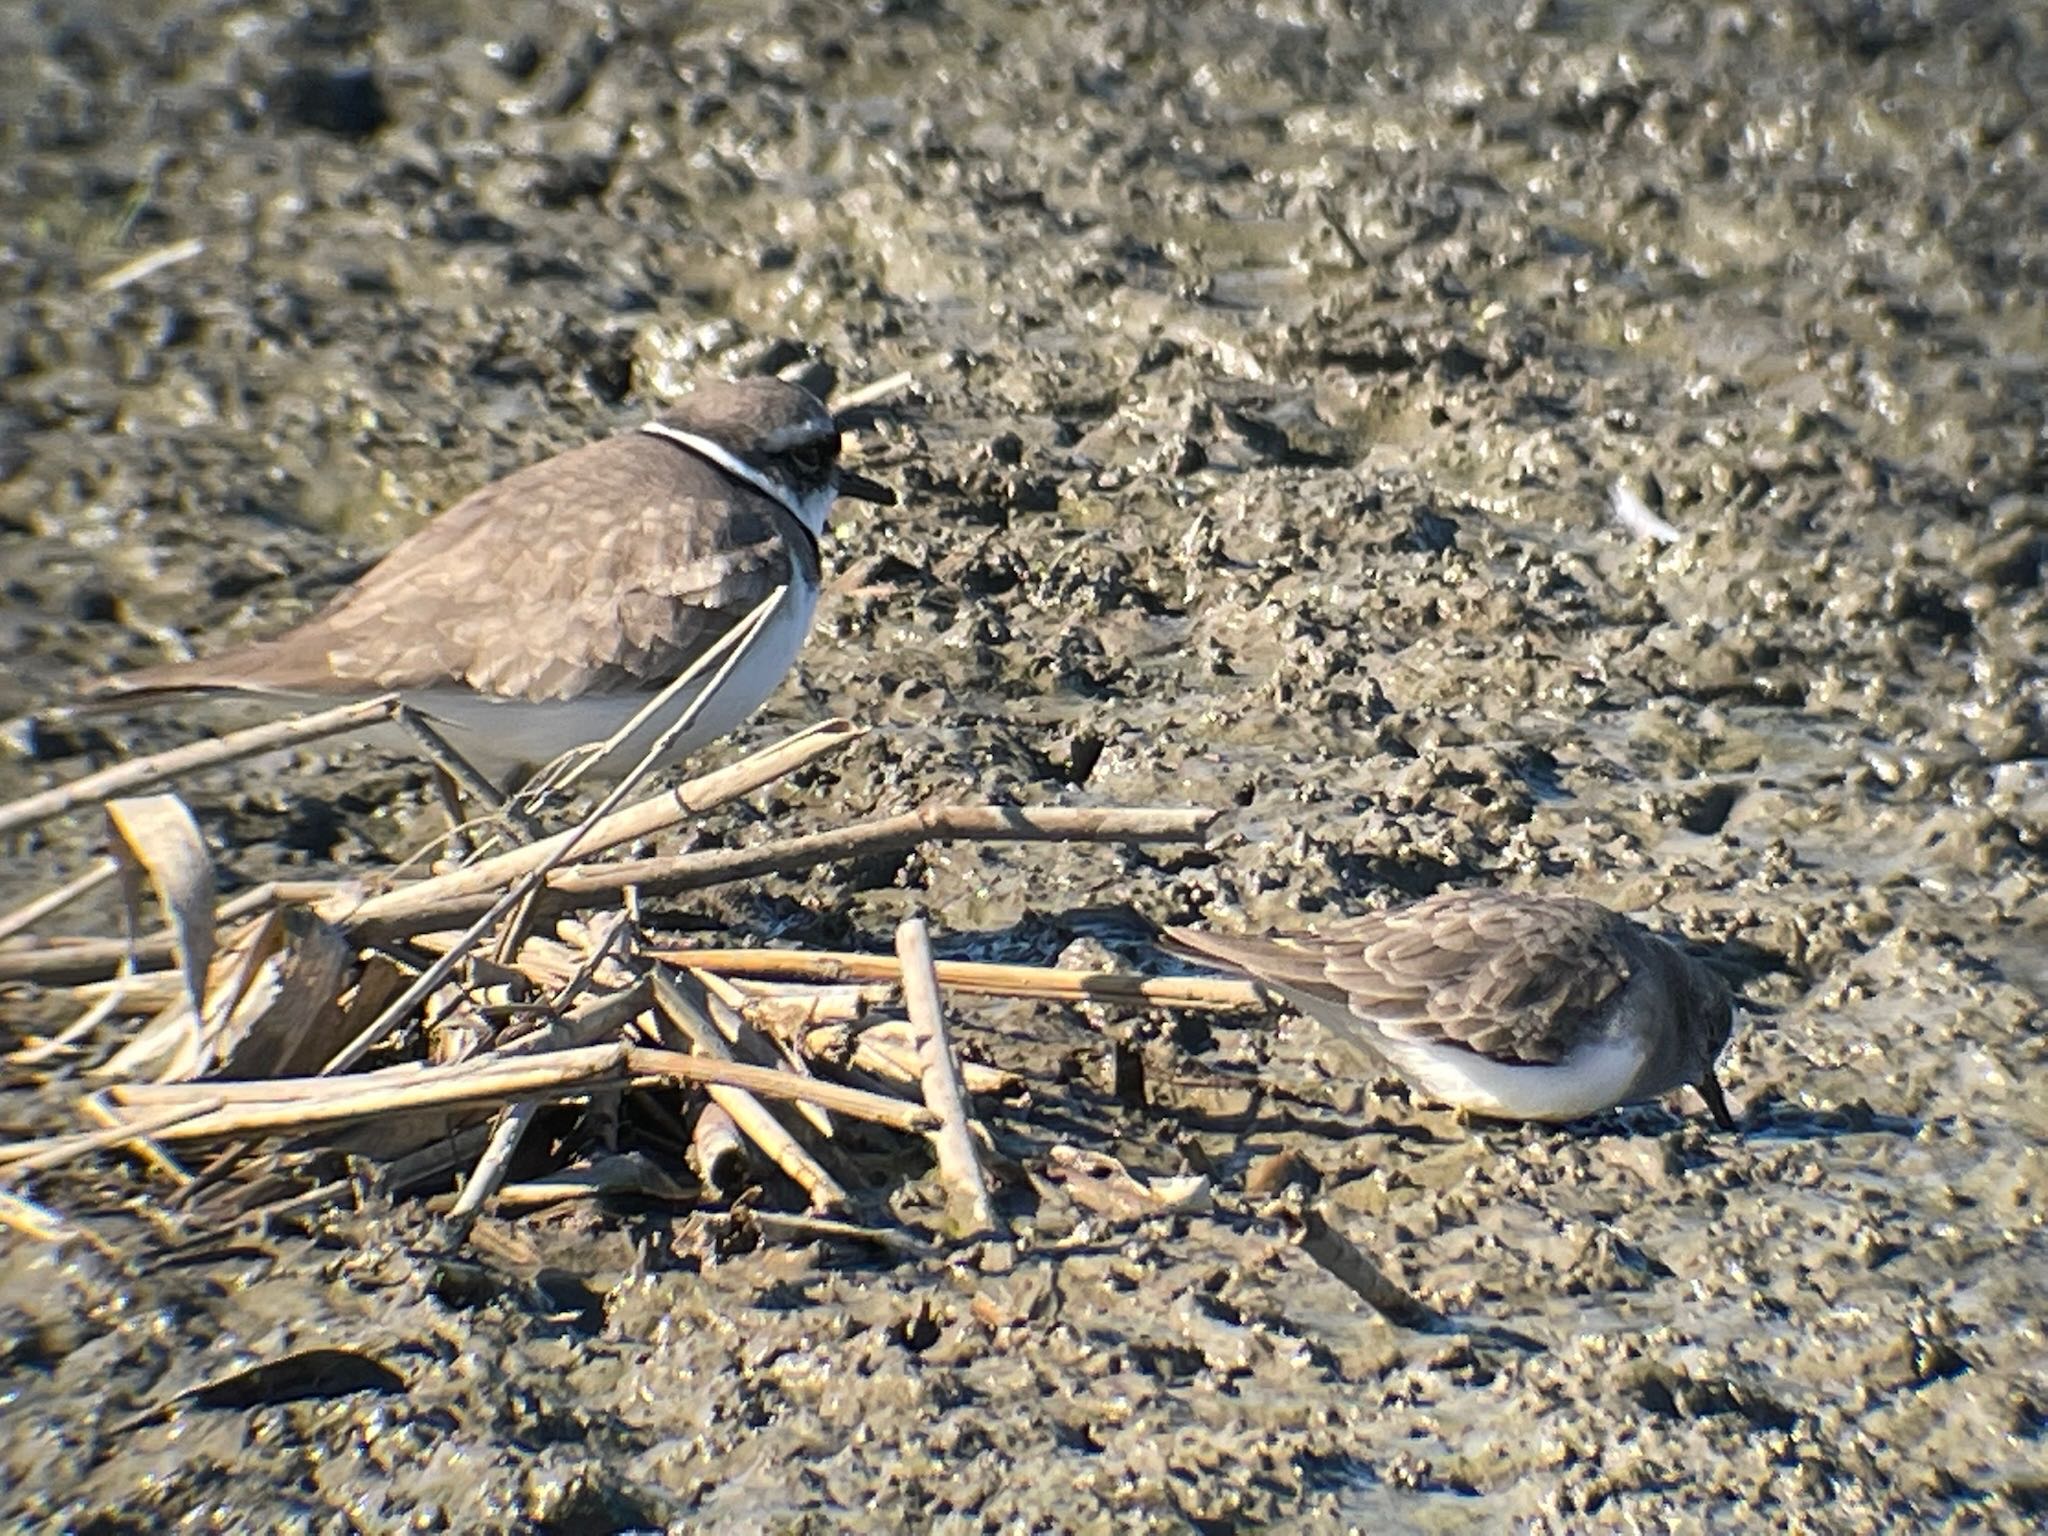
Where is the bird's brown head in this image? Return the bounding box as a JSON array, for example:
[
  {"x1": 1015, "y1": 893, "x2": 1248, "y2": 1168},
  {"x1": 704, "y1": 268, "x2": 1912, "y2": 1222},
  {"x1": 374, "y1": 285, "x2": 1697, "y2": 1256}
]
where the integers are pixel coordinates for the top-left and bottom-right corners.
[{"x1": 648, "y1": 378, "x2": 894, "y2": 532}]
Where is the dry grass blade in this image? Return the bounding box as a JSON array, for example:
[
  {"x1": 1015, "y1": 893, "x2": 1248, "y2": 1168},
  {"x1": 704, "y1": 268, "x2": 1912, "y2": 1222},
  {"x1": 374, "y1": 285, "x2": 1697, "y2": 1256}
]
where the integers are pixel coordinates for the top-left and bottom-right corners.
[
  {"x1": 210, "y1": 908, "x2": 358, "y2": 1079},
  {"x1": 90, "y1": 906, "x2": 349, "y2": 1084},
  {"x1": 0, "y1": 694, "x2": 401, "y2": 839},
  {"x1": 96, "y1": 910, "x2": 277, "y2": 1083},
  {"x1": 106, "y1": 794, "x2": 215, "y2": 1040},
  {"x1": 649, "y1": 946, "x2": 1265, "y2": 1012},
  {"x1": 896, "y1": 917, "x2": 999, "y2": 1237}
]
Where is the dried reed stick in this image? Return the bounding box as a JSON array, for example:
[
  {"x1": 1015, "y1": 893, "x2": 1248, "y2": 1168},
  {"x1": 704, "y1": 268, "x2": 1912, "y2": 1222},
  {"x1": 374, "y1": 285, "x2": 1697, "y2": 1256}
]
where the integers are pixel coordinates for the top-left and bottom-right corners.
[
  {"x1": 690, "y1": 1103, "x2": 748, "y2": 1194},
  {"x1": 0, "y1": 858, "x2": 119, "y2": 945},
  {"x1": 651, "y1": 969, "x2": 846, "y2": 1212},
  {"x1": 324, "y1": 718, "x2": 864, "y2": 930},
  {"x1": 447, "y1": 1101, "x2": 541, "y2": 1222},
  {"x1": 79, "y1": 1041, "x2": 936, "y2": 1143},
  {"x1": 346, "y1": 803, "x2": 1217, "y2": 941},
  {"x1": 0, "y1": 695, "x2": 402, "y2": 838},
  {"x1": 896, "y1": 918, "x2": 998, "y2": 1237},
  {"x1": 1291, "y1": 1205, "x2": 1440, "y2": 1329},
  {"x1": 0, "y1": 1099, "x2": 224, "y2": 1173},
  {"x1": 688, "y1": 967, "x2": 834, "y2": 1137},
  {"x1": 831, "y1": 370, "x2": 916, "y2": 416},
  {"x1": 649, "y1": 946, "x2": 1265, "y2": 1011}
]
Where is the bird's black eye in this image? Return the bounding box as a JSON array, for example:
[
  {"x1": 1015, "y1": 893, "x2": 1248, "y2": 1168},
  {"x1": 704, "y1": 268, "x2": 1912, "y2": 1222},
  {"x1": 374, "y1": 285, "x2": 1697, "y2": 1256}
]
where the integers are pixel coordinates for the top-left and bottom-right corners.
[{"x1": 788, "y1": 439, "x2": 834, "y2": 477}]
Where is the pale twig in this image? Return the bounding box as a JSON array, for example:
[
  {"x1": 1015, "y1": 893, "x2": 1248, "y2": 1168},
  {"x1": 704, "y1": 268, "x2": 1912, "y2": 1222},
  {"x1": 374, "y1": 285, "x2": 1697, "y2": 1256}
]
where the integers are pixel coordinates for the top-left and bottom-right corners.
[
  {"x1": 493, "y1": 975, "x2": 652, "y2": 1059},
  {"x1": 826, "y1": 1018, "x2": 1018, "y2": 1099},
  {"x1": 321, "y1": 586, "x2": 792, "y2": 1066},
  {"x1": 0, "y1": 858, "x2": 119, "y2": 944},
  {"x1": 689, "y1": 967, "x2": 833, "y2": 1137},
  {"x1": 0, "y1": 880, "x2": 337, "y2": 989},
  {"x1": 1313, "y1": 191, "x2": 1373, "y2": 270},
  {"x1": 7, "y1": 980, "x2": 128, "y2": 1065},
  {"x1": 0, "y1": 1188, "x2": 122, "y2": 1258},
  {"x1": 747, "y1": 1209, "x2": 934, "y2": 1258},
  {"x1": 690, "y1": 1102, "x2": 749, "y2": 1194},
  {"x1": 90, "y1": 236, "x2": 205, "y2": 294},
  {"x1": 543, "y1": 910, "x2": 632, "y2": 1013},
  {"x1": 443, "y1": 973, "x2": 650, "y2": 1224},
  {"x1": 344, "y1": 803, "x2": 1218, "y2": 942},
  {"x1": 319, "y1": 719, "x2": 864, "y2": 932},
  {"x1": 447, "y1": 1101, "x2": 541, "y2": 1224},
  {"x1": 650, "y1": 968, "x2": 846, "y2": 1213},
  {"x1": 79, "y1": 1041, "x2": 935, "y2": 1143},
  {"x1": 1290, "y1": 1204, "x2": 1440, "y2": 1330},
  {"x1": 431, "y1": 1153, "x2": 689, "y2": 1213},
  {"x1": 896, "y1": 917, "x2": 999, "y2": 1237},
  {"x1": 0, "y1": 723, "x2": 863, "y2": 990},
  {"x1": 0, "y1": 695, "x2": 402, "y2": 839},
  {"x1": 79, "y1": 1089, "x2": 190, "y2": 1188},
  {"x1": 830, "y1": 370, "x2": 917, "y2": 417},
  {"x1": 0, "y1": 1098, "x2": 224, "y2": 1175},
  {"x1": 651, "y1": 946, "x2": 1265, "y2": 1012}
]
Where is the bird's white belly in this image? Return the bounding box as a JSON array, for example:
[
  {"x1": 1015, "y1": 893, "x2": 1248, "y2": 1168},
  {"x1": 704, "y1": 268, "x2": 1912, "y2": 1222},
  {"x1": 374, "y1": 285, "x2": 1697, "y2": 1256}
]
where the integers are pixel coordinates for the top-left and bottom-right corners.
[
  {"x1": 400, "y1": 587, "x2": 816, "y2": 783},
  {"x1": 1373, "y1": 1032, "x2": 1651, "y2": 1122},
  {"x1": 1289, "y1": 989, "x2": 1652, "y2": 1122}
]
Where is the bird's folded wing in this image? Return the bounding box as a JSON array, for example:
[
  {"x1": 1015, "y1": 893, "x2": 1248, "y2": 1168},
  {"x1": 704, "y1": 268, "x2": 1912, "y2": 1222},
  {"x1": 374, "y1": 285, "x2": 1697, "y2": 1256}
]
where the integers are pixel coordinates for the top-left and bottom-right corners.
[
  {"x1": 93, "y1": 435, "x2": 801, "y2": 704},
  {"x1": 1319, "y1": 893, "x2": 1634, "y2": 1066}
]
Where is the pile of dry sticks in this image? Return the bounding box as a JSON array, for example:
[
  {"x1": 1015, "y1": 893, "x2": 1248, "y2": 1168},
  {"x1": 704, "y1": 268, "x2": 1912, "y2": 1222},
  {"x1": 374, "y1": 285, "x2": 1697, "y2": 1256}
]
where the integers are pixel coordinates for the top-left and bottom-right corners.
[{"x1": 1, "y1": 695, "x2": 1268, "y2": 1254}]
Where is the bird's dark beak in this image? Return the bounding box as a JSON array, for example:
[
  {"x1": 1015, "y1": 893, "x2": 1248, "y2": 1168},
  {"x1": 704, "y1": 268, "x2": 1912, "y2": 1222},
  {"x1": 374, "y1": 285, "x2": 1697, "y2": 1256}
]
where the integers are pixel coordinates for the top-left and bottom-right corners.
[
  {"x1": 1696, "y1": 1068, "x2": 1737, "y2": 1131},
  {"x1": 835, "y1": 469, "x2": 896, "y2": 506}
]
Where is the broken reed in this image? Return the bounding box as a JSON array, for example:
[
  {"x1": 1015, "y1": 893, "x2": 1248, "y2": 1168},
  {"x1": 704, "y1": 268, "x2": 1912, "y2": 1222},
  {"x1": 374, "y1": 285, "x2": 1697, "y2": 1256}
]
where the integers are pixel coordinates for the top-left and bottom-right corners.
[{"x1": 0, "y1": 713, "x2": 1228, "y2": 1243}]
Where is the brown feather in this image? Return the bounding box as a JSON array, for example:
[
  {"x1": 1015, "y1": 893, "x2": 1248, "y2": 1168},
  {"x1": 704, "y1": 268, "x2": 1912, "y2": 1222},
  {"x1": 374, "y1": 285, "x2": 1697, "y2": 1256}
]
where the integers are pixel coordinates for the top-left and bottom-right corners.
[
  {"x1": 1175, "y1": 891, "x2": 1639, "y2": 1068},
  {"x1": 87, "y1": 431, "x2": 810, "y2": 706}
]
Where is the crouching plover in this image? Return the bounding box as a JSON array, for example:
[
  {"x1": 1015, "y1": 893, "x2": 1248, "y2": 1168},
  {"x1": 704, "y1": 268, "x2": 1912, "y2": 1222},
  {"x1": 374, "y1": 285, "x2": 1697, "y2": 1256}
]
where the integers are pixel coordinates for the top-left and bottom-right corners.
[
  {"x1": 1165, "y1": 890, "x2": 1738, "y2": 1127},
  {"x1": 80, "y1": 377, "x2": 894, "y2": 784}
]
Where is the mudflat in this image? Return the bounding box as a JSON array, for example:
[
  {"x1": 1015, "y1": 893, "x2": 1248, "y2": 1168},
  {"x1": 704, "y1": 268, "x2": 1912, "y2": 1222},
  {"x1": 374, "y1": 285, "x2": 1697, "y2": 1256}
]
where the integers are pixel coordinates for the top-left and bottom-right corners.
[{"x1": 2, "y1": 1, "x2": 2043, "y2": 1529}]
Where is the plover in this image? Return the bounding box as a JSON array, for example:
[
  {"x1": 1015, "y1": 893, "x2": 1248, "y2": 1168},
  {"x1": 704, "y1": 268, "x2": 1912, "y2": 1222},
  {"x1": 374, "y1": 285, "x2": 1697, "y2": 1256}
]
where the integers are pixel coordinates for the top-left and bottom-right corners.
[
  {"x1": 82, "y1": 377, "x2": 894, "y2": 783},
  {"x1": 1165, "y1": 890, "x2": 1738, "y2": 1127}
]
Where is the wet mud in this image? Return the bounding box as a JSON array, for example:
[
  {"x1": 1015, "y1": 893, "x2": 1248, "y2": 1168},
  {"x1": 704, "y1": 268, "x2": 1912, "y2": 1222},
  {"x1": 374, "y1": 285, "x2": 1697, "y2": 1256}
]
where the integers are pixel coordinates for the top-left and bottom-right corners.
[{"x1": 2, "y1": 0, "x2": 2045, "y2": 1530}]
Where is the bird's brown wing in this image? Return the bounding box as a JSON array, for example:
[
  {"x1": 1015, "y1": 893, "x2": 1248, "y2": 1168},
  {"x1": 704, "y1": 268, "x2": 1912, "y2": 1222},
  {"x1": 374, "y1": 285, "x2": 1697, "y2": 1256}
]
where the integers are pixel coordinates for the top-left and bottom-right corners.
[
  {"x1": 1316, "y1": 891, "x2": 1634, "y2": 1065},
  {"x1": 94, "y1": 433, "x2": 808, "y2": 704},
  {"x1": 1169, "y1": 891, "x2": 1635, "y2": 1068}
]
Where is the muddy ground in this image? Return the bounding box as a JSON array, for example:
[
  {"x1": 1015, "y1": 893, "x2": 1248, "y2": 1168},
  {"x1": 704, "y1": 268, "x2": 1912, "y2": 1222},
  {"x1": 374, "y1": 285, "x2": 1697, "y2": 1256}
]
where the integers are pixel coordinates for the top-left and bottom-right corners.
[{"x1": 3, "y1": 0, "x2": 2046, "y2": 1529}]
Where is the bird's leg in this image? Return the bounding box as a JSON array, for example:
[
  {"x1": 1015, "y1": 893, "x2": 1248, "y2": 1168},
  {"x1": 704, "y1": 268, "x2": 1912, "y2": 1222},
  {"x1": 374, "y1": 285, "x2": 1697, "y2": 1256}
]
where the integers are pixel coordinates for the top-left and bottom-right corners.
[
  {"x1": 1696, "y1": 1068, "x2": 1737, "y2": 1131},
  {"x1": 430, "y1": 763, "x2": 472, "y2": 861}
]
